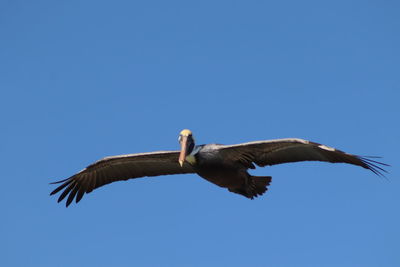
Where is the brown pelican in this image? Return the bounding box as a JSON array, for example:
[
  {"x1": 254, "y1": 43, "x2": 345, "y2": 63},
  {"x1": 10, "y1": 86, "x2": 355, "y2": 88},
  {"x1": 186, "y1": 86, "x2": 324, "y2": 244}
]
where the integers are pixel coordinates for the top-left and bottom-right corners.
[{"x1": 50, "y1": 129, "x2": 387, "y2": 206}]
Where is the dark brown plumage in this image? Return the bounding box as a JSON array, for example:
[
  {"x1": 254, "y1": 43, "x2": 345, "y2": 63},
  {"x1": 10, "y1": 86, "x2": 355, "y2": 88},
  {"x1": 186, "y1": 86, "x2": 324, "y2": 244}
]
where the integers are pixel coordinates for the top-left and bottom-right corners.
[
  {"x1": 50, "y1": 130, "x2": 388, "y2": 206},
  {"x1": 50, "y1": 151, "x2": 194, "y2": 206}
]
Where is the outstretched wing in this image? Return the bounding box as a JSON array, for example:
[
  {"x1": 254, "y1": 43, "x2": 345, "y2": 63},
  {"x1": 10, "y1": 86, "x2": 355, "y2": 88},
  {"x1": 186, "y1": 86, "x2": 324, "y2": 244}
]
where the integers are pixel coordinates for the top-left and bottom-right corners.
[
  {"x1": 50, "y1": 150, "x2": 195, "y2": 206},
  {"x1": 217, "y1": 138, "x2": 388, "y2": 175}
]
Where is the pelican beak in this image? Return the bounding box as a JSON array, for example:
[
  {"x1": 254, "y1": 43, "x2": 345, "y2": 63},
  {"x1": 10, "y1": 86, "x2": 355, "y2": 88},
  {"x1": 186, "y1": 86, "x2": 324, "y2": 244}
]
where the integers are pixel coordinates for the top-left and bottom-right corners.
[{"x1": 179, "y1": 135, "x2": 188, "y2": 167}]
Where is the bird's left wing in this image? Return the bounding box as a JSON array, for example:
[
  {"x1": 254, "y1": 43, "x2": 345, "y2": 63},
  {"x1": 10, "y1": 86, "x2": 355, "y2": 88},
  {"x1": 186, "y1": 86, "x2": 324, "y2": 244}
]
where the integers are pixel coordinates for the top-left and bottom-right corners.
[
  {"x1": 216, "y1": 138, "x2": 388, "y2": 176},
  {"x1": 50, "y1": 150, "x2": 195, "y2": 206}
]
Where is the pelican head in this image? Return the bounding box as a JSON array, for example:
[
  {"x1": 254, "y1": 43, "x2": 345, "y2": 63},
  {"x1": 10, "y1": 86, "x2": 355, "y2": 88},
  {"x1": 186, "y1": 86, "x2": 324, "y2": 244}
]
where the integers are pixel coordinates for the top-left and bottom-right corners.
[{"x1": 178, "y1": 129, "x2": 195, "y2": 167}]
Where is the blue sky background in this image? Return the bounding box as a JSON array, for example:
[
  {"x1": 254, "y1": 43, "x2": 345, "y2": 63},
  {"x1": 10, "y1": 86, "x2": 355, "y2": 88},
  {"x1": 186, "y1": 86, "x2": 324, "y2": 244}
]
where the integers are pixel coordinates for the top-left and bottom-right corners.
[{"x1": 1, "y1": 1, "x2": 399, "y2": 266}]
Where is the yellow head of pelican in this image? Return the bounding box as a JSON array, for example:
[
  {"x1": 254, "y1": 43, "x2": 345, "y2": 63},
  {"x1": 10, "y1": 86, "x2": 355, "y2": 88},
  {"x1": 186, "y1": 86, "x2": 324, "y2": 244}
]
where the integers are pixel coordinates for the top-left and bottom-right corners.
[{"x1": 178, "y1": 129, "x2": 194, "y2": 167}]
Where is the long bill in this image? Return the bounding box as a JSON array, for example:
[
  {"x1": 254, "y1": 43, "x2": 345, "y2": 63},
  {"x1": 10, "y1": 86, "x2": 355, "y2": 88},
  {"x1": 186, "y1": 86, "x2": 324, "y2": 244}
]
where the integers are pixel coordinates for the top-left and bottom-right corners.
[{"x1": 179, "y1": 135, "x2": 188, "y2": 167}]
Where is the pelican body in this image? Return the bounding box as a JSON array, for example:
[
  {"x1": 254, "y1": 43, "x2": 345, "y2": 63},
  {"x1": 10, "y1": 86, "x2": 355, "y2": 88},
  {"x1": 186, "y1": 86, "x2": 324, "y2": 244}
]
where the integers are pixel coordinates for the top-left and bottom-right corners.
[
  {"x1": 51, "y1": 129, "x2": 387, "y2": 207},
  {"x1": 178, "y1": 130, "x2": 270, "y2": 198}
]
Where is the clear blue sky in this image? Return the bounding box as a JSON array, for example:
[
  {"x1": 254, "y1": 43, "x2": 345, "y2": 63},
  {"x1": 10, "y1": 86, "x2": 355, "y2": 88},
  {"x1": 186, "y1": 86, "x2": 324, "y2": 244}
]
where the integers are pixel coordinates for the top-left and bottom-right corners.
[{"x1": 1, "y1": 1, "x2": 399, "y2": 266}]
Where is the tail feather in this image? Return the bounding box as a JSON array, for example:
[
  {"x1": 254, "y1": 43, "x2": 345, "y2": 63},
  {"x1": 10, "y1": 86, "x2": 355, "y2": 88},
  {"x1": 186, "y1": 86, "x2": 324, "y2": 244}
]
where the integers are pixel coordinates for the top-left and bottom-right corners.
[{"x1": 229, "y1": 176, "x2": 272, "y2": 199}]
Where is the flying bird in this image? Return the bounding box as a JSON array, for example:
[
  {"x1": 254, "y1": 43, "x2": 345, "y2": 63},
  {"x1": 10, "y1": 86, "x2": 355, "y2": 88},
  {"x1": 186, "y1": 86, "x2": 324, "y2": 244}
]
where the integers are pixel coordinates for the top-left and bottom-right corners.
[{"x1": 51, "y1": 129, "x2": 387, "y2": 206}]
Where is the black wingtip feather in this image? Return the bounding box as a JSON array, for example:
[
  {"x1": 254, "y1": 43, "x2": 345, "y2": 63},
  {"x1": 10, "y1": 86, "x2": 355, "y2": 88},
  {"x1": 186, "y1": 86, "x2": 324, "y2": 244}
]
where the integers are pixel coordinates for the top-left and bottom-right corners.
[
  {"x1": 358, "y1": 156, "x2": 389, "y2": 178},
  {"x1": 57, "y1": 182, "x2": 75, "y2": 203},
  {"x1": 50, "y1": 179, "x2": 72, "y2": 196},
  {"x1": 66, "y1": 184, "x2": 79, "y2": 207},
  {"x1": 75, "y1": 188, "x2": 85, "y2": 203},
  {"x1": 49, "y1": 177, "x2": 70, "y2": 185}
]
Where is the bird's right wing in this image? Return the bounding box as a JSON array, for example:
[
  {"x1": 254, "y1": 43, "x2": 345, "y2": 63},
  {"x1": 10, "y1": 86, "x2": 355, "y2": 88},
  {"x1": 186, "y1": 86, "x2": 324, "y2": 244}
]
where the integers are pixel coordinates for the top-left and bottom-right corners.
[
  {"x1": 216, "y1": 138, "x2": 388, "y2": 176},
  {"x1": 50, "y1": 150, "x2": 195, "y2": 206}
]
